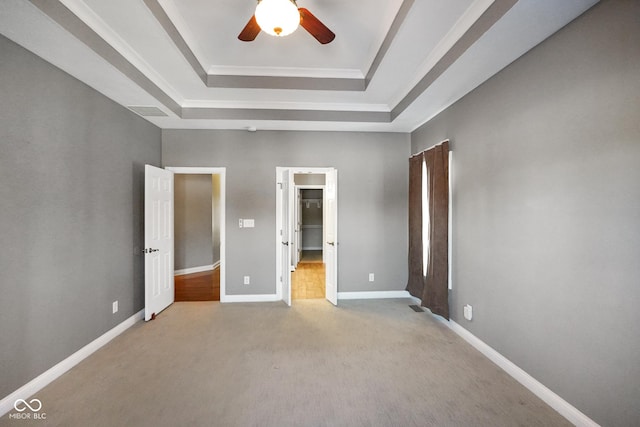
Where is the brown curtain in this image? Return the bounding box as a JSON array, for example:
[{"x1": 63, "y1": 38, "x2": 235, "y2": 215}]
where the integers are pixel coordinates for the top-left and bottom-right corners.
[
  {"x1": 423, "y1": 141, "x2": 450, "y2": 319},
  {"x1": 406, "y1": 153, "x2": 424, "y2": 299},
  {"x1": 406, "y1": 141, "x2": 450, "y2": 320}
]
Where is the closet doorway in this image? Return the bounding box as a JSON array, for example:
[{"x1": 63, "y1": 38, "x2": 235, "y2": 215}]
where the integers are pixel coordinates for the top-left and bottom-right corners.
[
  {"x1": 292, "y1": 186, "x2": 325, "y2": 299},
  {"x1": 276, "y1": 167, "x2": 338, "y2": 306},
  {"x1": 167, "y1": 167, "x2": 226, "y2": 302}
]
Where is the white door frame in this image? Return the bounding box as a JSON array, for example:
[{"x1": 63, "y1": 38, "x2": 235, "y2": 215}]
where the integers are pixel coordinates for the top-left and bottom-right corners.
[
  {"x1": 166, "y1": 167, "x2": 227, "y2": 302},
  {"x1": 276, "y1": 167, "x2": 336, "y2": 304}
]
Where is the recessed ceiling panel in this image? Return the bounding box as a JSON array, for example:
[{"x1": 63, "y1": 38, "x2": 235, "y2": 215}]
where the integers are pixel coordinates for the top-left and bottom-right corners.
[
  {"x1": 1, "y1": 0, "x2": 599, "y2": 132},
  {"x1": 164, "y1": 0, "x2": 404, "y2": 75}
]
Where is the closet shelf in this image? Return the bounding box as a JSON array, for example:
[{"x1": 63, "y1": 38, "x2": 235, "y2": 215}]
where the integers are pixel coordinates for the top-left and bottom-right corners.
[{"x1": 302, "y1": 198, "x2": 322, "y2": 208}]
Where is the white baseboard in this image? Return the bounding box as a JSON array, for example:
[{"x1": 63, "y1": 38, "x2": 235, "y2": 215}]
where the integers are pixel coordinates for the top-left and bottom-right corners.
[
  {"x1": 221, "y1": 294, "x2": 280, "y2": 303},
  {"x1": 338, "y1": 290, "x2": 412, "y2": 300},
  {"x1": 0, "y1": 309, "x2": 144, "y2": 418},
  {"x1": 442, "y1": 319, "x2": 599, "y2": 427},
  {"x1": 221, "y1": 290, "x2": 411, "y2": 303},
  {"x1": 174, "y1": 261, "x2": 219, "y2": 276},
  {"x1": 407, "y1": 296, "x2": 598, "y2": 426}
]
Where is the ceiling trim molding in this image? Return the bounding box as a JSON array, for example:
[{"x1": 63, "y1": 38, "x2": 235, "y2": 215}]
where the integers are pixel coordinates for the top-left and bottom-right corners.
[
  {"x1": 26, "y1": 0, "x2": 517, "y2": 127},
  {"x1": 26, "y1": 0, "x2": 389, "y2": 124},
  {"x1": 364, "y1": 0, "x2": 415, "y2": 88},
  {"x1": 29, "y1": 0, "x2": 182, "y2": 116},
  {"x1": 182, "y1": 108, "x2": 391, "y2": 123},
  {"x1": 144, "y1": 0, "x2": 414, "y2": 92},
  {"x1": 207, "y1": 66, "x2": 364, "y2": 80},
  {"x1": 56, "y1": 0, "x2": 184, "y2": 108},
  {"x1": 206, "y1": 75, "x2": 365, "y2": 91},
  {"x1": 142, "y1": 0, "x2": 208, "y2": 85},
  {"x1": 391, "y1": 0, "x2": 518, "y2": 120},
  {"x1": 390, "y1": 0, "x2": 495, "y2": 108},
  {"x1": 181, "y1": 100, "x2": 390, "y2": 112}
]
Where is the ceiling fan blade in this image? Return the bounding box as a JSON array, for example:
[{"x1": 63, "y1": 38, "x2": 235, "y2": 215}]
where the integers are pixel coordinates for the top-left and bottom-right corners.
[
  {"x1": 298, "y1": 8, "x2": 335, "y2": 44},
  {"x1": 238, "y1": 15, "x2": 260, "y2": 41}
]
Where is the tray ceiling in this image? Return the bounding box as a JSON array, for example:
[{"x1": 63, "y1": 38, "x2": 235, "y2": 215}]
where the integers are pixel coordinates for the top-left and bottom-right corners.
[{"x1": 0, "y1": 0, "x2": 598, "y2": 132}]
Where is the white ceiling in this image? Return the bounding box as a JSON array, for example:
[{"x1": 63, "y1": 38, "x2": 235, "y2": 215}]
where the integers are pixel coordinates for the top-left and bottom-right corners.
[{"x1": 0, "y1": 0, "x2": 598, "y2": 132}]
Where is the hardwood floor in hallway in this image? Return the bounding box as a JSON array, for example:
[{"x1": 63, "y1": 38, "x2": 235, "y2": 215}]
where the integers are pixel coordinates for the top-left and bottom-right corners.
[{"x1": 174, "y1": 267, "x2": 220, "y2": 301}]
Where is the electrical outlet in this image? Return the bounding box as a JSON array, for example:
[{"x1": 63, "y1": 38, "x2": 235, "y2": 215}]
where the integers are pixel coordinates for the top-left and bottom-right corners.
[
  {"x1": 112, "y1": 301, "x2": 118, "y2": 314},
  {"x1": 239, "y1": 218, "x2": 243, "y2": 228},
  {"x1": 463, "y1": 304, "x2": 473, "y2": 321},
  {"x1": 368, "y1": 273, "x2": 375, "y2": 282},
  {"x1": 244, "y1": 276, "x2": 250, "y2": 285}
]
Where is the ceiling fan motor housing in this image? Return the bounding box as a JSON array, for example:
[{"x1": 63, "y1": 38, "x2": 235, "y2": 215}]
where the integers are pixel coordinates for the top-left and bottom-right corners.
[{"x1": 255, "y1": 0, "x2": 300, "y2": 37}]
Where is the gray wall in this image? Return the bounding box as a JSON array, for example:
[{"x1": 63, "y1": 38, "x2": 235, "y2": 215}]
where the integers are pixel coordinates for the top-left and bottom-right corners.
[
  {"x1": 411, "y1": 1, "x2": 640, "y2": 426},
  {"x1": 162, "y1": 130, "x2": 410, "y2": 296},
  {"x1": 174, "y1": 174, "x2": 214, "y2": 270},
  {"x1": 0, "y1": 35, "x2": 161, "y2": 398}
]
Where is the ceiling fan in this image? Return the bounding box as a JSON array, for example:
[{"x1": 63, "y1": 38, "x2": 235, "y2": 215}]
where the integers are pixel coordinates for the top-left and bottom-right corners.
[{"x1": 238, "y1": 0, "x2": 335, "y2": 44}]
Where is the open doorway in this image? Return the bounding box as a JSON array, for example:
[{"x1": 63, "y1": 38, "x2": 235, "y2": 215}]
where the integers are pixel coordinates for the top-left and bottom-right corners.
[
  {"x1": 167, "y1": 167, "x2": 226, "y2": 302},
  {"x1": 276, "y1": 167, "x2": 338, "y2": 306},
  {"x1": 292, "y1": 186, "x2": 325, "y2": 299}
]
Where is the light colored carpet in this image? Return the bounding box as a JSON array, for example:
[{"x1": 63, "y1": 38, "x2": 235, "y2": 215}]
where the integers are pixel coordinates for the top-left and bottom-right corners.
[{"x1": 1, "y1": 299, "x2": 571, "y2": 427}]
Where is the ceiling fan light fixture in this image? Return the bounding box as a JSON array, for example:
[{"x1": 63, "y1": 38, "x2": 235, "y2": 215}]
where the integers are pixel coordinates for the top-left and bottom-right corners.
[{"x1": 255, "y1": 0, "x2": 300, "y2": 37}]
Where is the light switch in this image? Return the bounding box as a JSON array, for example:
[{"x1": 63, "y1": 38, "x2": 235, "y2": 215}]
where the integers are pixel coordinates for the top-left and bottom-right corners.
[{"x1": 243, "y1": 219, "x2": 255, "y2": 228}]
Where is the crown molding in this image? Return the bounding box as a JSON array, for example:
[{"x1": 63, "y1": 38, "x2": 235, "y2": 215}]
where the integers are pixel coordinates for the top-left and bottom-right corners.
[
  {"x1": 57, "y1": 0, "x2": 184, "y2": 105},
  {"x1": 182, "y1": 107, "x2": 391, "y2": 123},
  {"x1": 207, "y1": 65, "x2": 364, "y2": 80},
  {"x1": 390, "y1": 0, "x2": 496, "y2": 109},
  {"x1": 391, "y1": 0, "x2": 518, "y2": 120},
  {"x1": 181, "y1": 99, "x2": 390, "y2": 112}
]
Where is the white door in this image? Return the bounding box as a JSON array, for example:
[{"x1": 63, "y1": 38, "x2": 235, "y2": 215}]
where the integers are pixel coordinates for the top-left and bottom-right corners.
[
  {"x1": 325, "y1": 169, "x2": 338, "y2": 305},
  {"x1": 144, "y1": 165, "x2": 174, "y2": 321},
  {"x1": 280, "y1": 170, "x2": 292, "y2": 306}
]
